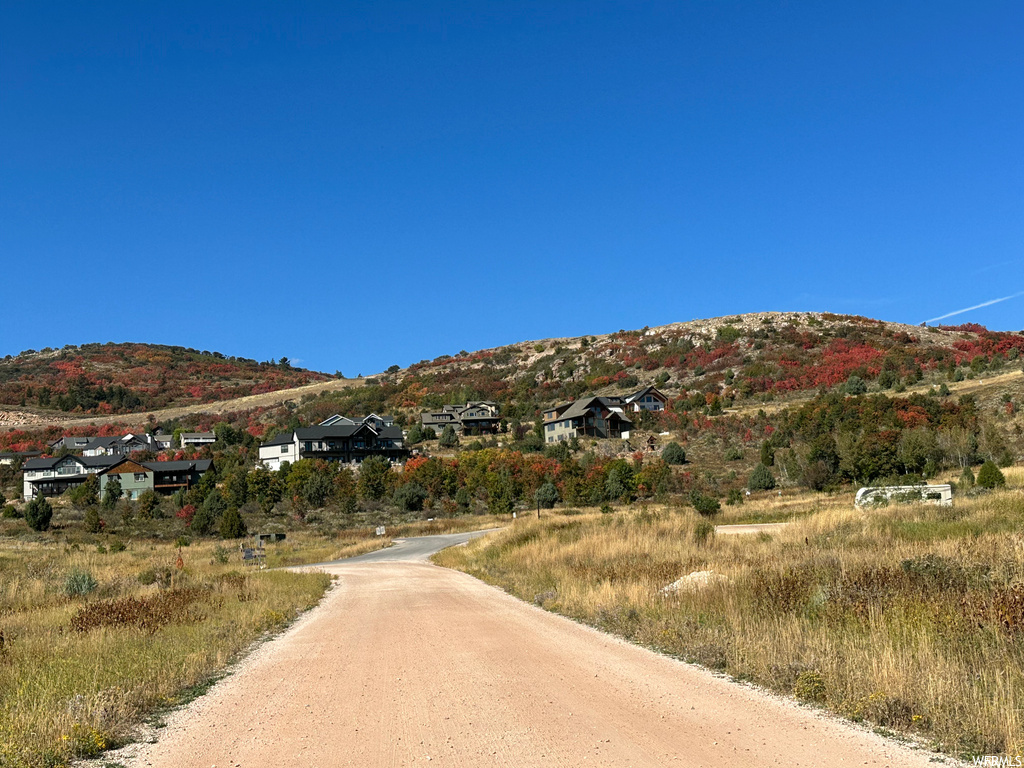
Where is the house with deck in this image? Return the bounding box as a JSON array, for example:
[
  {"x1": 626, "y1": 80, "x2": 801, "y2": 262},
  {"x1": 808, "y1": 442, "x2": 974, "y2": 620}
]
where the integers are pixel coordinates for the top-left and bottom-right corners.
[
  {"x1": 22, "y1": 454, "x2": 121, "y2": 500},
  {"x1": 421, "y1": 402, "x2": 500, "y2": 435},
  {"x1": 98, "y1": 458, "x2": 214, "y2": 500},
  {"x1": 258, "y1": 417, "x2": 408, "y2": 471},
  {"x1": 622, "y1": 386, "x2": 668, "y2": 413},
  {"x1": 542, "y1": 397, "x2": 633, "y2": 443},
  {"x1": 179, "y1": 432, "x2": 216, "y2": 448}
]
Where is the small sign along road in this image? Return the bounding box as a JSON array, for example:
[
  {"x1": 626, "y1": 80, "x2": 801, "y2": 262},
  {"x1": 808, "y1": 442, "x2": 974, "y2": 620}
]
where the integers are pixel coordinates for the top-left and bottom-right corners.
[{"x1": 125, "y1": 531, "x2": 944, "y2": 767}]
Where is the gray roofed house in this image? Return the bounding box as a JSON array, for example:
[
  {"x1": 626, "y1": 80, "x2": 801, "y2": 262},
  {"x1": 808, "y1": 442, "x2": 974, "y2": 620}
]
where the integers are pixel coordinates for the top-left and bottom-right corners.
[
  {"x1": 22, "y1": 454, "x2": 122, "y2": 500},
  {"x1": 319, "y1": 413, "x2": 394, "y2": 429},
  {"x1": 98, "y1": 458, "x2": 214, "y2": 500},
  {"x1": 542, "y1": 396, "x2": 633, "y2": 443},
  {"x1": 622, "y1": 386, "x2": 668, "y2": 412},
  {"x1": 420, "y1": 402, "x2": 500, "y2": 435},
  {"x1": 82, "y1": 433, "x2": 160, "y2": 457},
  {"x1": 179, "y1": 432, "x2": 216, "y2": 448},
  {"x1": 0, "y1": 450, "x2": 43, "y2": 466},
  {"x1": 48, "y1": 436, "x2": 94, "y2": 452},
  {"x1": 257, "y1": 420, "x2": 408, "y2": 471}
]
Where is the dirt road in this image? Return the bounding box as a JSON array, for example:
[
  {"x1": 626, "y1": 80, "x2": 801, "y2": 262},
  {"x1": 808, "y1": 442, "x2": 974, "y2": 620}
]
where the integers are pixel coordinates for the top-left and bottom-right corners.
[{"x1": 124, "y1": 537, "x2": 948, "y2": 768}]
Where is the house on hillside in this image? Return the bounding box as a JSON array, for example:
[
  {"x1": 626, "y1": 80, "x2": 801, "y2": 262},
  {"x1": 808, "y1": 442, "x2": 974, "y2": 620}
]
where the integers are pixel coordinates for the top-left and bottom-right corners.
[
  {"x1": 179, "y1": 432, "x2": 216, "y2": 448},
  {"x1": 319, "y1": 413, "x2": 394, "y2": 430},
  {"x1": 542, "y1": 397, "x2": 633, "y2": 442},
  {"x1": 0, "y1": 450, "x2": 42, "y2": 466},
  {"x1": 82, "y1": 433, "x2": 168, "y2": 457},
  {"x1": 257, "y1": 419, "x2": 407, "y2": 471},
  {"x1": 421, "y1": 402, "x2": 500, "y2": 435},
  {"x1": 22, "y1": 454, "x2": 121, "y2": 500},
  {"x1": 98, "y1": 458, "x2": 214, "y2": 500},
  {"x1": 622, "y1": 386, "x2": 667, "y2": 413},
  {"x1": 48, "y1": 436, "x2": 94, "y2": 452}
]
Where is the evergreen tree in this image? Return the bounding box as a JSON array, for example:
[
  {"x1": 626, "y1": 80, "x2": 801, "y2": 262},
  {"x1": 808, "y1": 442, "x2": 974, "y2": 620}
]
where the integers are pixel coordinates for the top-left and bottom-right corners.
[
  {"x1": 24, "y1": 495, "x2": 53, "y2": 531},
  {"x1": 102, "y1": 477, "x2": 122, "y2": 509},
  {"x1": 84, "y1": 506, "x2": 102, "y2": 533},
  {"x1": 748, "y1": 463, "x2": 777, "y2": 491},
  {"x1": 535, "y1": 482, "x2": 559, "y2": 509},
  {"x1": 357, "y1": 456, "x2": 392, "y2": 501},
  {"x1": 976, "y1": 460, "x2": 1006, "y2": 489},
  {"x1": 438, "y1": 425, "x2": 459, "y2": 448},
  {"x1": 219, "y1": 507, "x2": 247, "y2": 539},
  {"x1": 661, "y1": 442, "x2": 686, "y2": 465},
  {"x1": 192, "y1": 489, "x2": 226, "y2": 535}
]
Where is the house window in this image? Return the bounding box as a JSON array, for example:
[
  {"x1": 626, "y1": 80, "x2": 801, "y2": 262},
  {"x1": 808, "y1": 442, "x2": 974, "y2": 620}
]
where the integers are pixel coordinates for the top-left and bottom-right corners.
[
  {"x1": 546, "y1": 424, "x2": 554, "y2": 431},
  {"x1": 134, "y1": 473, "x2": 147, "y2": 482},
  {"x1": 304, "y1": 442, "x2": 312, "y2": 452},
  {"x1": 281, "y1": 445, "x2": 289, "y2": 453}
]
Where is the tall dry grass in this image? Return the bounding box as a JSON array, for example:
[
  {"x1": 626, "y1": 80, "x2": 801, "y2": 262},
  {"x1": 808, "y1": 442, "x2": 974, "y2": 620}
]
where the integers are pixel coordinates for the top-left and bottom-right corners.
[
  {"x1": 0, "y1": 538, "x2": 331, "y2": 768},
  {"x1": 436, "y1": 487, "x2": 1024, "y2": 758}
]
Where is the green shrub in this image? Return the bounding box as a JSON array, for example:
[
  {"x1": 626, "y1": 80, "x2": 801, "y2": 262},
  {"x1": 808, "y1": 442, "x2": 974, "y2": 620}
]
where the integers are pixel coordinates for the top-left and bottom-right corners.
[
  {"x1": 748, "y1": 463, "x2": 777, "y2": 491},
  {"x1": 24, "y1": 495, "x2": 53, "y2": 532},
  {"x1": 976, "y1": 460, "x2": 1006, "y2": 489},
  {"x1": 63, "y1": 569, "x2": 98, "y2": 598},
  {"x1": 661, "y1": 442, "x2": 686, "y2": 465},
  {"x1": 693, "y1": 519, "x2": 715, "y2": 546},
  {"x1": 724, "y1": 447, "x2": 743, "y2": 461},
  {"x1": 844, "y1": 375, "x2": 867, "y2": 395},
  {"x1": 689, "y1": 490, "x2": 721, "y2": 517},
  {"x1": 726, "y1": 488, "x2": 744, "y2": 506},
  {"x1": 600, "y1": 503, "x2": 614, "y2": 514},
  {"x1": 102, "y1": 477, "x2": 122, "y2": 509},
  {"x1": 1, "y1": 503, "x2": 20, "y2": 519},
  {"x1": 84, "y1": 506, "x2": 102, "y2": 533},
  {"x1": 958, "y1": 466, "x2": 975, "y2": 489},
  {"x1": 438, "y1": 425, "x2": 459, "y2": 448},
  {"x1": 535, "y1": 482, "x2": 559, "y2": 510},
  {"x1": 219, "y1": 507, "x2": 247, "y2": 539},
  {"x1": 394, "y1": 482, "x2": 428, "y2": 512}
]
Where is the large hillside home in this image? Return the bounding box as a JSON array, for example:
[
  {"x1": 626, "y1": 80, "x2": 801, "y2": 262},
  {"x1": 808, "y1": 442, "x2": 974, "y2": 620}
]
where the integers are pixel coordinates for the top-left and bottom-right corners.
[
  {"x1": 542, "y1": 396, "x2": 633, "y2": 442},
  {"x1": 22, "y1": 454, "x2": 121, "y2": 500},
  {"x1": 82, "y1": 433, "x2": 169, "y2": 457},
  {"x1": 179, "y1": 432, "x2": 216, "y2": 448},
  {"x1": 319, "y1": 413, "x2": 394, "y2": 430},
  {"x1": 98, "y1": 458, "x2": 214, "y2": 500},
  {"x1": 258, "y1": 419, "x2": 408, "y2": 471},
  {"x1": 48, "y1": 436, "x2": 94, "y2": 452},
  {"x1": 421, "y1": 402, "x2": 500, "y2": 435},
  {"x1": 0, "y1": 450, "x2": 42, "y2": 466},
  {"x1": 623, "y1": 386, "x2": 668, "y2": 413}
]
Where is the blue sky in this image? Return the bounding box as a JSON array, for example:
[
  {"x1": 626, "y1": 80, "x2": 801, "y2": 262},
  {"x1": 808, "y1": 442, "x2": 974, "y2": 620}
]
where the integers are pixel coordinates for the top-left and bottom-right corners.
[{"x1": 2, "y1": 2, "x2": 1022, "y2": 374}]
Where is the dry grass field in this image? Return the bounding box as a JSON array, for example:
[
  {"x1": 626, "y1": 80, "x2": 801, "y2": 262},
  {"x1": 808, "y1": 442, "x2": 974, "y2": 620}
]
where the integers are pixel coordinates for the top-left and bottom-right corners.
[
  {"x1": 436, "y1": 482, "x2": 1024, "y2": 759},
  {"x1": 0, "y1": 514, "x2": 512, "y2": 767},
  {"x1": 0, "y1": 538, "x2": 332, "y2": 768}
]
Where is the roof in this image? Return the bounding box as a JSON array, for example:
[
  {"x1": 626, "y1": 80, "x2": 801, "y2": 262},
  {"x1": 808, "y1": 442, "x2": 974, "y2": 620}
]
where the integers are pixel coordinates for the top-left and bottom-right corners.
[
  {"x1": 294, "y1": 424, "x2": 404, "y2": 440},
  {"x1": 262, "y1": 431, "x2": 294, "y2": 446},
  {"x1": 144, "y1": 459, "x2": 214, "y2": 473},
  {"x1": 181, "y1": 432, "x2": 215, "y2": 439},
  {"x1": 24, "y1": 454, "x2": 122, "y2": 471},
  {"x1": 625, "y1": 386, "x2": 666, "y2": 403},
  {"x1": 546, "y1": 396, "x2": 634, "y2": 424}
]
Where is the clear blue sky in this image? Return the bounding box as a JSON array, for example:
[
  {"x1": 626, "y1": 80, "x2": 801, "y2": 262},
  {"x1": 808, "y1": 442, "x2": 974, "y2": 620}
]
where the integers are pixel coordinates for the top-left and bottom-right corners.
[{"x1": 2, "y1": 2, "x2": 1022, "y2": 374}]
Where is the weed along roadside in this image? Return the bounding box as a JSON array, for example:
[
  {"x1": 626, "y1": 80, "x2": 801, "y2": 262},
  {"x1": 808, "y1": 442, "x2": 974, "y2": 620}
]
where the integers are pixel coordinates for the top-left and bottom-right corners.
[
  {"x1": 433, "y1": 487, "x2": 1024, "y2": 761},
  {"x1": 0, "y1": 538, "x2": 331, "y2": 768}
]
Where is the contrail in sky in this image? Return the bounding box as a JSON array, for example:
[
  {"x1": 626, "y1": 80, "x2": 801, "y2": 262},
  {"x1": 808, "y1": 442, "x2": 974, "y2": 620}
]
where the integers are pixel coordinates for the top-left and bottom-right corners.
[{"x1": 924, "y1": 291, "x2": 1024, "y2": 324}]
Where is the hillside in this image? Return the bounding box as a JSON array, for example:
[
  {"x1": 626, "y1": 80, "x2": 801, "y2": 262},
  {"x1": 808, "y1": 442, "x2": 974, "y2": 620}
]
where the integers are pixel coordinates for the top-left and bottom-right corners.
[
  {"x1": 308, "y1": 311, "x2": 1024, "y2": 424},
  {"x1": 0, "y1": 342, "x2": 331, "y2": 416}
]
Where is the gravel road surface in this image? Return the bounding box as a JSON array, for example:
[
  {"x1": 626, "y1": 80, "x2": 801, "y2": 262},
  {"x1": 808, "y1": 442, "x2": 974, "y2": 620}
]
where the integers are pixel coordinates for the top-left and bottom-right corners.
[{"x1": 124, "y1": 532, "x2": 949, "y2": 768}]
